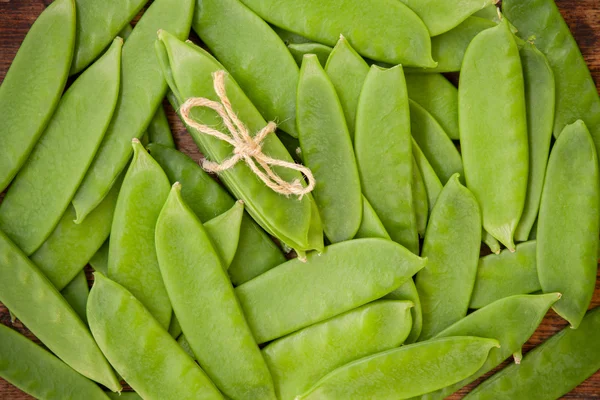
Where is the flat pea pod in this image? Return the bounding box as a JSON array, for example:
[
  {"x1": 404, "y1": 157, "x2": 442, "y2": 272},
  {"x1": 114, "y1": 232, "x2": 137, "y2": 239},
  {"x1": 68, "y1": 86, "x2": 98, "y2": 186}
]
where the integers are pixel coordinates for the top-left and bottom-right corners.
[
  {"x1": 412, "y1": 157, "x2": 429, "y2": 237},
  {"x1": 459, "y1": 19, "x2": 528, "y2": 251},
  {"x1": 70, "y1": 0, "x2": 147, "y2": 74},
  {"x1": 537, "y1": 120, "x2": 599, "y2": 328},
  {"x1": 235, "y1": 238, "x2": 427, "y2": 344},
  {"x1": 156, "y1": 32, "x2": 323, "y2": 256},
  {"x1": 0, "y1": 38, "x2": 122, "y2": 255},
  {"x1": 324, "y1": 35, "x2": 369, "y2": 139},
  {"x1": 177, "y1": 335, "x2": 195, "y2": 359},
  {"x1": 354, "y1": 196, "x2": 391, "y2": 240},
  {"x1": 87, "y1": 273, "x2": 223, "y2": 400},
  {"x1": 412, "y1": 140, "x2": 443, "y2": 213},
  {"x1": 0, "y1": 231, "x2": 120, "y2": 391},
  {"x1": 72, "y1": 0, "x2": 194, "y2": 223},
  {"x1": 513, "y1": 39, "x2": 556, "y2": 241},
  {"x1": 89, "y1": 240, "x2": 110, "y2": 276},
  {"x1": 419, "y1": 293, "x2": 561, "y2": 400},
  {"x1": 147, "y1": 104, "x2": 175, "y2": 148},
  {"x1": 384, "y1": 281, "x2": 423, "y2": 344},
  {"x1": 61, "y1": 270, "x2": 90, "y2": 324},
  {"x1": 272, "y1": 26, "x2": 312, "y2": 45},
  {"x1": 106, "y1": 393, "x2": 142, "y2": 400},
  {"x1": 465, "y1": 307, "x2": 600, "y2": 400},
  {"x1": 156, "y1": 183, "x2": 276, "y2": 400},
  {"x1": 474, "y1": 4, "x2": 500, "y2": 22},
  {"x1": 263, "y1": 300, "x2": 413, "y2": 400},
  {"x1": 109, "y1": 140, "x2": 172, "y2": 328},
  {"x1": 0, "y1": 0, "x2": 75, "y2": 191},
  {"x1": 504, "y1": 0, "x2": 600, "y2": 154},
  {"x1": 0, "y1": 324, "x2": 110, "y2": 400},
  {"x1": 289, "y1": 43, "x2": 333, "y2": 67},
  {"x1": 297, "y1": 55, "x2": 362, "y2": 243},
  {"x1": 238, "y1": 0, "x2": 436, "y2": 67},
  {"x1": 416, "y1": 174, "x2": 481, "y2": 340},
  {"x1": 482, "y1": 230, "x2": 501, "y2": 254},
  {"x1": 355, "y1": 65, "x2": 418, "y2": 254},
  {"x1": 204, "y1": 201, "x2": 244, "y2": 268},
  {"x1": 147, "y1": 143, "x2": 286, "y2": 285},
  {"x1": 298, "y1": 336, "x2": 499, "y2": 400},
  {"x1": 405, "y1": 73, "x2": 459, "y2": 140}
]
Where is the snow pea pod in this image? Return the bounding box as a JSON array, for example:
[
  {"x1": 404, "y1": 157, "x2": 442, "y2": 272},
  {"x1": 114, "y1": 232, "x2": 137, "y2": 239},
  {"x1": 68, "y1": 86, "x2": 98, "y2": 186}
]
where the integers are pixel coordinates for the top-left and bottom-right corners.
[
  {"x1": 412, "y1": 140, "x2": 443, "y2": 213},
  {"x1": 272, "y1": 26, "x2": 312, "y2": 45},
  {"x1": 238, "y1": 0, "x2": 435, "y2": 67},
  {"x1": 355, "y1": 65, "x2": 418, "y2": 254},
  {"x1": 474, "y1": 4, "x2": 500, "y2": 22},
  {"x1": 0, "y1": 0, "x2": 75, "y2": 192},
  {"x1": 106, "y1": 393, "x2": 141, "y2": 400},
  {"x1": 236, "y1": 238, "x2": 427, "y2": 344},
  {"x1": 263, "y1": 300, "x2": 413, "y2": 400},
  {"x1": 412, "y1": 157, "x2": 429, "y2": 237},
  {"x1": 61, "y1": 270, "x2": 90, "y2": 324},
  {"x1": 89, "y1": 240, "x2": 109, "y2": 276},
  {"x1": 384, "y1": 281, "x2": 423, "y2": 344},
  {"x1": 156, "y1": 32, "x2": 323, "y2": 256},
  {"x1": 72, "y1": 0, "x2": 194, "y2": 223},
  {"x1": 354, "y1": 196, "x2": 390, "y2": 240},
  {"x1": 465, "y1": 307, "x2": 600, "y2": 400},
  {"x1": 537, "y1": 120, "x2": 599, "y2": 328},
  {"x1": 0, "y1": 38, "x2": 122, "y2": 255},
  {"x1": 0, "y1": 231, "x2": 120, "y2": 391},
  {"x1": 156, "y1": 183, "x2": 276, "y2": 400},
  {"x1": 147, "y1": 104, "x2": 175, "y2": 148},
  {"x1": 87, "y1": 273, "x2": 223, "y2": 400},
  {"x1": 289, "y1": 43, "x2": 333, "y2": 67},
  {"x1": 298, "y1": 337, "x2": 499, "y2": 400},
  {"x1": 147, "y1": 143, "x2": 286, "y2": 285},
  {"x1": 297, "y1": 55, "x2": 362, "y2": 243},
  {"x1": 0, "y1": 324, "x2": 110, "y2": 400},
  {"x1": 416, "y1": 174, "x2": 481, "y2": 340},
  {"x1": 204, "y1": 201, "x2": 244, "y2": 268},
  {"x1": 459, "y1": 19, "x2": 528, "y2": 251},
  {"x1": 482, "y1": 230, "x2": 501, "y2": 254}
]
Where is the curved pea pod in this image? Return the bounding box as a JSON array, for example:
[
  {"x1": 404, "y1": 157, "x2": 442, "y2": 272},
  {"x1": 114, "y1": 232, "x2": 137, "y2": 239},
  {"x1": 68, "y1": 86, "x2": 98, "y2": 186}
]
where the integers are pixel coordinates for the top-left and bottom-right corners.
[
  {"x1": 482, "y1": 230, "x2": 501, "y2": 254},
  {"x1": 204, "y1": 201, "x2": 244, "y2": 268},
  {"x1": 106, "y1": 393, "x2": 141, "y2": 400},
  {"x1": 298, "y1": 336, "x2": 499, "y2": 400},
  {"x1": 263, "y1": 300, "x2": 413, "y2": 400},
  {"x1": 0, "y1": 39, "x2": 122, "y2": 255},
  {"x1": 156, "y1": 32, "x2": 323, "y2": 255},
  {"x1": 147, "y1": 104, "x2": 175, "y2": 148},
  {"x1": 236, "y1": 238, "x2": 427, "y2": 344},
  {"x1": 0, "y1": 231, "x2": 120, "y2": 391},
  {"x1": 0, "y1": 324, "x2": 110, "y2": 400},
  {"x1": 155, "y1": 184, "x2": 276, "y2": 400},
  {"x1": 289, "y1": 43, "x2": 333, "y2": 67},
  {"x1": 108, "y1": 140, "x2": 172, "y2": 328},
  {"x1": 416, "y1": 174, "x2": 481, "y2": 340},
  {"x1": 297, "y1": 55, "x2": 362, "y2": 243},
  {"x1": 87, "y1": 273, "x2": 223, "y2": 400},
  {"x1": 354, "y1": 196, "x2": 391, "y2": 240},
  {"x1": 273, "y1": 26, "x2": 312, "y2": 45},
  {"x1": 385, "y1": 280, "x2": 423, "y2": 344},
  {"x1": 147, "y1": 143, "x2": 286, "y2": 285},
  {"x1": 238, "y1": 0, "x2": 435, "y2": 67},
  {"x1": 459, "y1": 19, "x2": 528, "y2": 251},
  {"x1": 470, "y1": 241, "x2": 540, "y2": 309},
  {"x1": 412, "y1": 157, "x2": 429, "y2": 237},
  {"x1": 412, "y1": 140, "x2": 443, "y2": 213},
  {"x1": 61, "y1": 270, "x2": 90, "y2": 324},
  {"x1": 72, "y1": 0, "x2": 194, "y2": 223},
  {"x1": 419, "y1": 293, "x2": 561, "y2": 400},
  {"x1": 89, "y1": 240, "x2": 110, "y2": 276},
  {"x1": 355, "y1": 65, "x2": 418, "y2": 254},
  {"x1": 0, "y1": 0, "x2": 75, "y2": 191},
  {"x1": 474, "y1": 4, "x2": 500, "y2": 21},
  {"x1": 405, "y1": 74, "x2": 459, "y2": 140},
  {"x1": 537, "y1": 120, "x2": 599, "y2": 328},
  {"x1": 465, "y1": 307, "x2": 600, "y2": 400}
]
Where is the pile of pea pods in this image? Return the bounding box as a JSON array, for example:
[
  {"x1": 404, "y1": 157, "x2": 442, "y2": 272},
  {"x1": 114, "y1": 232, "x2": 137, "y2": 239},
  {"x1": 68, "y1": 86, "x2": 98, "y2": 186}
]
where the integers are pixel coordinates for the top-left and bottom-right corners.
[{"x1": 1, "y1": 0, "x2": 600, "y2": 398}]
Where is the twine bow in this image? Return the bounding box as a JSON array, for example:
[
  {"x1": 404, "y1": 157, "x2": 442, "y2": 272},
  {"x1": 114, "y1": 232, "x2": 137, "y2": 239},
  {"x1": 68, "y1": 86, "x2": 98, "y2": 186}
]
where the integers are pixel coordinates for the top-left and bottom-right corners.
[{"x1": 179, "y1": 70, "x2": 315, "y2": 199}]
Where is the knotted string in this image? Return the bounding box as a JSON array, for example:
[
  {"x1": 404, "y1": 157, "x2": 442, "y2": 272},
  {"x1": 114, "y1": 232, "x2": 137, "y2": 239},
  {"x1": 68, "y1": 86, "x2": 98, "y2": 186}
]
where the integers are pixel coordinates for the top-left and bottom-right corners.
[{"x1": 179, "y1": 70, "x2": 315, "y2": 199}]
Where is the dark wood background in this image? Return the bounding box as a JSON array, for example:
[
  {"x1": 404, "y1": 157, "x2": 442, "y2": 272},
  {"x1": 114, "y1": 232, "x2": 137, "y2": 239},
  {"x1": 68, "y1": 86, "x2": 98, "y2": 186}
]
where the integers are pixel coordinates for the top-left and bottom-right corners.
[{"x1": 0, "y1": 0, "x2": 599, "y2": 398}]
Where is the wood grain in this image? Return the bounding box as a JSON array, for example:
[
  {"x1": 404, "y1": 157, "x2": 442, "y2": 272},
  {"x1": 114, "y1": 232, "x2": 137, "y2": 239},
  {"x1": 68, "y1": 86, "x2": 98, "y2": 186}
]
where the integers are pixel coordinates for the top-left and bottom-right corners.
[{"x1": 0, "y1": 0, "x2": 599, "y2": 398}]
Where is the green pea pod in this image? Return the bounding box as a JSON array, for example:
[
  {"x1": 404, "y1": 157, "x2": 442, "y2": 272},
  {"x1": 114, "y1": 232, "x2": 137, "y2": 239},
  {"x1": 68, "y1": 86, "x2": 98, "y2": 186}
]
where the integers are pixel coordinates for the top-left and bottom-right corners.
[
  {"x1": 504, "y1": 0, "x2": 600, "y2": 155},
  {"x1": 106, "y1": 393, "x2": 142, "y2": 400},
  {"x1": 177, "y1": 334, "x2": 195, "y2": 359},
  {"x1": 412, "y1": 140, "x2": 443, "y2": 213},
  {"x1": 459, "y1": 19, "x2": 528, "y2": 251},
  {"x1": 156, "y1": 31, "x2": 323, "y2": 256},
  {"x1": 474, "y1": 4, "x2": 500, "y2": 22},
  {"x1": 289, "y1": 43, "x2": 333, "y2": 67},
  {"x1": 72, "y1": 0, "x2": 194, "y2": 223},
  {"x1": 0, "y1": 231, "x2": 120, "y2": 391},
  {"x1": 238, "y1": 0, "x2": 435, "y2": 67},
  {"x1": 465, "y1": 307, "x2": 600, "y2": 400},
  {"x1": 118, "y1": 23, "x2": 134, "y2": 40},
  {"x1": 537, "y1": 120, "x2": 599, "y2": 328},
  {"x1": 384, "y1": 281, "x2": 423, "y2": 344},
  {"x1": 482, "y1": 230, "x2": 501, "y2": 254},
  {"x1": 236, "y1": 238, "x2": 426, "y2": 344},
  {"x1": 147, "y1": 104, "x2": 175, "y2": 148},
  {"x1": 416, "y1": 174, "x2": 481, "y2": 340},
  {"x1": 298, "y1": 336, "x2": 499, "y2": 400},
  {"x1": 470, "y1": 241, "x2": 540, "y2": 309},
  {"x1": 297, "y1": 55, "x2": 362, "y2": 243},
  {"x1": 0, "y1": 324, "x2": 110, "y2": 400},
  {"x1": 87, "y1": 273, "x2": 223, "y2": 399},
  {"x1": 355, "y1": 65, "x2": 418, "y2": 254},
  {"x1": 263, "y1": 300, "x2": 413, "y2": 400},
  {"x1": 418, "y1": 293, "x2": 561, "y2": 400},
  {"x1": 193, "y1": 0, "x2": 300, "y2": 137},
  {"x1": 61, "y1": 270, "x2": 90, "y2": 324},
  {"x1": 0, "y1": 0, "x2": 75, "y2": 191},
  {"x1": 354, "y1": 196, "x2": 391, "y2": 240},
  {"x1": 89, "y1": 240, "x2": 110, "y2": 276},
  {"x1": 204, "y1": 201, "x2": 244, "y2": 268},
  {"x1": 278, "y1": 131, "x2": 302, "y2": 163},
  {"x1": 168, "y1": 316, "x2": 183, "y2": 339},
  {"x1": 155, "y1": 183, "x2": 276, "y2": 400},
  {"x1": 412, "y1": 157, "x2": 429, "y2": 237},
  {"x1": 405, "y1": 74, "x2": 459, "y2": 140},
  {"x1": 147, "y1": 143, "x2": 286, "y2": 285},
  {"x1": 272, "y1": 26, "x2": 312, "y2": 45},
  {"x1": 0, "y1": 38, "x2": 122, "y2": 255},
  {"x1": 324, "y1": 36, "x2": 370, "y2": 139}
]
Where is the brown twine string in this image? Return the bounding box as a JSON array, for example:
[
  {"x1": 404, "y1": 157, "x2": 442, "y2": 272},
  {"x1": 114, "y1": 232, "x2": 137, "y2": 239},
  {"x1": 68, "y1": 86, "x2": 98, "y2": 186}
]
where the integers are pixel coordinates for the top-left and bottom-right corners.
[{"x1": 179, "y1": 70, "x2": 315, "y2": 199}]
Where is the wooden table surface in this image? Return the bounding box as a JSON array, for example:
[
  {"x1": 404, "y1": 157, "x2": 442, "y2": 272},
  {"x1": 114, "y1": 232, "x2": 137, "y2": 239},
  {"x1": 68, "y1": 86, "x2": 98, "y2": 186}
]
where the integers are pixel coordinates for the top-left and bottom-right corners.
[{"x1": 1, "y1": 0, "x2": 599, "y2": 398}]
